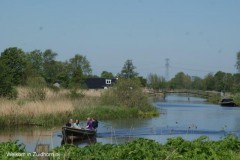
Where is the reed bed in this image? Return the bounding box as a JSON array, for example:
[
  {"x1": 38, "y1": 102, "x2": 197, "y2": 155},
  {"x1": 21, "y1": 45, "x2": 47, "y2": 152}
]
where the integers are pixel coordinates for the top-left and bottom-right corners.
[
  {"x1": 0, "y1": 87, "x2": 158, "y2": 128},
  {"x1": 0, "y1": 98, "x2": 73, "y2": 116}
]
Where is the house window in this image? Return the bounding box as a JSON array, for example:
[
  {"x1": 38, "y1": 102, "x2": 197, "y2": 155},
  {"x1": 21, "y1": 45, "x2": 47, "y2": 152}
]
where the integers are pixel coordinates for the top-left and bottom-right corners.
[{"x1": 106, "y1": 79, "x2": 111, "y2": 85}]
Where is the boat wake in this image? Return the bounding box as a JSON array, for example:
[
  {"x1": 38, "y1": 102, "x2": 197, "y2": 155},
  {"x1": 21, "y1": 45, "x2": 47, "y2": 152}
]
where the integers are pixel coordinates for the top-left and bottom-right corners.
[{"x1": 96, "y1": 127, "x2": 240, "y2": 138}]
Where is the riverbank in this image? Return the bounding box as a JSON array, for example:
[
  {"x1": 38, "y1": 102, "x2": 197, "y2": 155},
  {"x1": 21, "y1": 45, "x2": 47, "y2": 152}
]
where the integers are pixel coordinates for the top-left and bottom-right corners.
[
  {"x1": 0, "y1": 88, "x2": 159, "y2": 128},
  {"x1": 1, "y1": 135, "x2": 239, "y2": 160},
  {"x1": 207, "y1": 92, "x2": 240, "y2": 106}
]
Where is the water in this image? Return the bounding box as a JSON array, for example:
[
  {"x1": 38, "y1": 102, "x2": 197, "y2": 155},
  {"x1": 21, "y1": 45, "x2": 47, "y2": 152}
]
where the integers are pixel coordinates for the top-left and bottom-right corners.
[{"x1": 1, "y1": 95, "x2": 240, "y2": 152}]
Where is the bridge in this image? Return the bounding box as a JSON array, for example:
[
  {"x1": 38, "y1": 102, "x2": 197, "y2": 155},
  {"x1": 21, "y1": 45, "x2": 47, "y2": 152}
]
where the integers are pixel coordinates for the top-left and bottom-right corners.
[{"x1": 147, "y1": 89, "x2": 221, "y2": 99}]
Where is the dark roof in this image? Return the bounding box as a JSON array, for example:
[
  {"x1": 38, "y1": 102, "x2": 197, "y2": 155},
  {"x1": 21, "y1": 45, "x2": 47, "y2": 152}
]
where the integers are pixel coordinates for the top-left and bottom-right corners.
[{"x1": 85, "y1": 78, "x2": 117, "y2": 89}]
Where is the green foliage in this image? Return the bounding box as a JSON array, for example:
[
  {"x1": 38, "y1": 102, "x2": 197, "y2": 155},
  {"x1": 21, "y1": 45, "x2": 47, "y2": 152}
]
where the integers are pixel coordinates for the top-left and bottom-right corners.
[
  {"x1": 119, "y1": 59, "x2": 138, "y2": 78},
  {"x1": 100, "y1": 71, "x2": 114, "y2": 78},
  {"x1": 0, "y1": 63, "x2": 18, "y2": 99},
  {"x1": 0, "y1": 47, "x2": 27, "y2": 86},
  {"x1": 0, "y1": 141, "x2": 30, "y2": 160},
  {"x1": 49, "y1": 135, "x2": 240, "y2": 160},
  {"x1": 169, "y1": 72, "x2": 192, "y2": 89},
  {"x1": 25, "y1": 50, "x2": 44, "y2": 78},
  {"x1": 1, "y1": 46, "x2": 240, "y2": 94},
  {"x1": 42, "y1": 49, "x2": 58, "y2": 84},
  {"x1": 101, "y1": 78, "x2": 156, "y2": 112},
  {"x1": 147, "y1": 73, "x2": 166, "y2": 90},
  {"x1": 1, "y1": 134, "x2": 240, "y2": 159}
]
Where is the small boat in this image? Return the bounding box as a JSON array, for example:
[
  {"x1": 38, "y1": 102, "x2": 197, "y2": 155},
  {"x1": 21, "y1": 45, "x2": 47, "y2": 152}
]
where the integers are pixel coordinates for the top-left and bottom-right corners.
[
  {"x1": 62, "y1": 127, "x2": 97, "y2": 142},
  {"x1": 220, "y1": 98, "x2": 237, "y2": 107}
]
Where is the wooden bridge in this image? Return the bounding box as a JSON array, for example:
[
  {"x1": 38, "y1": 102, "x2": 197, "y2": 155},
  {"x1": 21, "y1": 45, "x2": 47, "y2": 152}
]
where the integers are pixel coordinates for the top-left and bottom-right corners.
[{"x1": 147, "y1": 89, "x2": 221, "y2": 99}]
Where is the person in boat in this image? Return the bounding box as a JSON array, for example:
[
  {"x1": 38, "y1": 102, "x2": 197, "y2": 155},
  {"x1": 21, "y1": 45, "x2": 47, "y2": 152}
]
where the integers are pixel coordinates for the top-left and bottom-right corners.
[
  {"x1": 85, "y1": 117, "x2": 93, "y2": 130},
  {"x1": 73, "y1": 119, "x2": 81, "y2": 128},
  {"x1": 66, "y1": 118, "x2": 73, "y2": 127},
  {"x1": 92, "y1": 118, "x2": 98, "y2": 129}
]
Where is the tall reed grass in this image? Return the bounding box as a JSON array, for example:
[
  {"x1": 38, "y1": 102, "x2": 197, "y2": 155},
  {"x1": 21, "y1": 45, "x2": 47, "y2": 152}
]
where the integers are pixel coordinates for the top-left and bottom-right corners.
[{"x1": 0, "y1": 86, "x2": 159, "y2": 128}]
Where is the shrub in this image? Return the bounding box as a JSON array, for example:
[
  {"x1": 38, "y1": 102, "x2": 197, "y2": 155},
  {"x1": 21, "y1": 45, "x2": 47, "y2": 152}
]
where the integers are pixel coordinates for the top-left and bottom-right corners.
[{"x1": 101, "y1": 78, "x2": 155, "y2": 112}]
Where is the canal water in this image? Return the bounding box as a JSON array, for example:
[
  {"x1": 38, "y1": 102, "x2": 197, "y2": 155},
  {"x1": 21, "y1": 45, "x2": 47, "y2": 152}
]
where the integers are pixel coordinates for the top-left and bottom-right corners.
[{"x1": 1, "y1": 95, "x2": 240, "y2": 152}]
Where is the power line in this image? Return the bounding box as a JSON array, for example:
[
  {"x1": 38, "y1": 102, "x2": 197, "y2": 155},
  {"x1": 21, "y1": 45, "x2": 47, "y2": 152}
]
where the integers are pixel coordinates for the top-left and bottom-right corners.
[{"x1": 165, "y1": 58, "x2": 170, "y2": 81}]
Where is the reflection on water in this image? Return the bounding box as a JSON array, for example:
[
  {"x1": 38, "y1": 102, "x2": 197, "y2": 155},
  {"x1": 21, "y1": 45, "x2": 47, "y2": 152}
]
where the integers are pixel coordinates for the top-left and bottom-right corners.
[
  {"x1": 0, "y1": 126, "x2": 62, "y2": 152},
  {"x1": 1, "y1": 95, "x2": 240, "y2": 151},
  {"x1": 61, "y1": 136, "x2": 97, "y2": 146}
]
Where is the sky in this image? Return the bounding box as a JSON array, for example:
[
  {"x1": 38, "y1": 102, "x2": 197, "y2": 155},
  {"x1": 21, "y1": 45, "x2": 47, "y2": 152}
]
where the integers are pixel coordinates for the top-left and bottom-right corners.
[{"x1": 1, "y1": 0, "x2": 240, "y2": 79}]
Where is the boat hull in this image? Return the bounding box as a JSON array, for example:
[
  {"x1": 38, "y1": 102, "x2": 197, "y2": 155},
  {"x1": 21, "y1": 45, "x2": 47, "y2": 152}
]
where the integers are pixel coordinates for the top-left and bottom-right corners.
[
  {"x1": 62, "y1": 127, "x2": 96, "y2": 142},
  {"x1": 220, "y1": 102, "x2": 237, "y2": 107},
  {"x1": 220, "y1": 98, "x2": 237, "y2": 107}
]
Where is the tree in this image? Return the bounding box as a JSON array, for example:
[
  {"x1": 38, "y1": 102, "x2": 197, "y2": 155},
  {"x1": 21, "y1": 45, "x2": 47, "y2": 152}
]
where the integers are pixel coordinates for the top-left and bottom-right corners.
[
  {"x1": 0, "y1": 47, "x2": 27, "y2": 85},
  {"x1": 68, "y1": 54, "x2": 92, "y2": 87},
  {"x1": 25, "y1": 50, "x2": 44, "y2": 77},
  {"x1": 203, "y1": 73, "x2": 215, "y2": 90},
  {"x1": 169, "y1": 72, "x2": 191, "y2": 89},
  {"x1": 42, "y1": 49, "x2": 58, "y2": 84},
  {"x1": 232, "y1": 73, "x2": 240, "y2": 92},
  {"x1": 191, "y1": 76, "x2": 204, "y2": 90},
  {"x1": 0, "y1": 62, "x2": 17, "y2": 99},
  {"x1": 119, "y1": 59, "x2": 138, "y2": 78},
  {"x1": 55, "y1": 61, "x2": 71, "y2": 88},
  {"x1": 101, "y1": 71, "x2": 114, "y2": 78},
  {"x1": 147, "y1": 73, "x2": 166, "y2": 90},
  {"x1": 235, "y1": 51, "x2": 240, "y2": 73}
]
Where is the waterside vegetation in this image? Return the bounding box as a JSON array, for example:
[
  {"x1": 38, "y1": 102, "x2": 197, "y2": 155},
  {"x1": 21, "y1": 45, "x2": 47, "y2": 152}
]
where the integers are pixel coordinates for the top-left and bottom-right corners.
[
  {"x1": 1, "y1": 135, "x2": 240, "y2": 160},
  {"x1": 0, "y1": 79, "x2": 159, "y2": 128}
]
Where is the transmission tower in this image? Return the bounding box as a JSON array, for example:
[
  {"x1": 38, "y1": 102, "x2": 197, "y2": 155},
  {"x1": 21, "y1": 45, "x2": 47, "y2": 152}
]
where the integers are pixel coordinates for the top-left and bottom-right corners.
[{"x1": 165, "y1": 58, "x2": 170, "y2": 81}]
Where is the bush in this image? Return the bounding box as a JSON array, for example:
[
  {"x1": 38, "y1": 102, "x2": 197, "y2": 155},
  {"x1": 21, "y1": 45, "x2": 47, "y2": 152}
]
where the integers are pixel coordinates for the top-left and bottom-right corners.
[{"x1": 101, "y1": 78, "x2": 155, "y2": 112}]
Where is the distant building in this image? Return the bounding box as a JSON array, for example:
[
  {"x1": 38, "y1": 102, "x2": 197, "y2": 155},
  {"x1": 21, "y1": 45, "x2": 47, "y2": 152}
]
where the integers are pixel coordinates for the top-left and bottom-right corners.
[{"x1": 85, "y1": 78, "x2": 117, "y2": 89}]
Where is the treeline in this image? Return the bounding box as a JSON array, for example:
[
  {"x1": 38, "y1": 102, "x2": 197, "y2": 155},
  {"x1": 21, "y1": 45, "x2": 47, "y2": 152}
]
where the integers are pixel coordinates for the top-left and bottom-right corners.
[
  {"x1": 0, "y1": 47, "x2": 94, "y2": 98},
  {"x1": 147, "y1": 71, "x2": 240, "y2": 93},
  {"x1": 1, "y1": 47, "x2": 239, "y2": 99},
  {"x1": 0, "y1": 47, "x2": 146, "y2": 99}
]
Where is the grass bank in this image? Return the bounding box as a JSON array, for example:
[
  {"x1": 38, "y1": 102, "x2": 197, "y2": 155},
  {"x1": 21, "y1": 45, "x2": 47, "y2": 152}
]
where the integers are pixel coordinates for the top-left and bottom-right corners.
[{"x1": 0, "y1": 85, "x2": 159, "y2": 128}]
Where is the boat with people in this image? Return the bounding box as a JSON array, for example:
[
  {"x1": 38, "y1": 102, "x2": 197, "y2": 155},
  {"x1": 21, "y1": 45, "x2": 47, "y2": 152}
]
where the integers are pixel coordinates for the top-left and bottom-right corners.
[
  {"x1": 62, "y1": 118, "x2": 98, "y2": 142},
  {"x1": 62, "y1": 127, "x2": 97, "y2": 142},
  {"x1": 220, "y1": 98, "x2": 237, "y2": 107}
]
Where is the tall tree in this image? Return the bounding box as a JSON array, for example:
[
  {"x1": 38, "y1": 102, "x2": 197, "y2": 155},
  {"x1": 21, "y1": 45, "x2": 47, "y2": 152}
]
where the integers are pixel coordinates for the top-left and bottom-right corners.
[
  {"x1": 120, "y1": 59, "x2": 138, "y2": 78},
  {"x1": 42, "y1": 49, "x2": 58, "y2": 84},
  {"x1": 26, "y1": 50, "x2": 44, "y2": 77},
  {"x1": 236, "y1": 51, "x2": 240, "y2": 73},
  {"x1": 55, "y1": 61, "x2": 70, "y2": 88},
  {"x1": 0, "y1": 62, "x2": 17, "y2": 98},
  {"x1": 0, "y1": 47, "x2": 27, "y2": 85},
  {"x1": 203, "y1": 73, "x2": 215, "y2": 90},
  {"x1": 68, "y1": 54, "x2": 92, "y2": 87}
]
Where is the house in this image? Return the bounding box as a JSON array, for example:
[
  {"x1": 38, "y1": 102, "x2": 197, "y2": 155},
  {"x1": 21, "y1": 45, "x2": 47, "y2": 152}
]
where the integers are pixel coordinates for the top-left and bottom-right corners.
[{"x1": 85, "y1": 78, "x2": 117, "y2": 89}]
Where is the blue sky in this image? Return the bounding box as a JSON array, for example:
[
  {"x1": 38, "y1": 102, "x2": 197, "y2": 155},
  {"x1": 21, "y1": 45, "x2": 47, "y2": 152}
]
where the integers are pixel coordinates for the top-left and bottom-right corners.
[{"x1": 1, "y1": 0, "x2": 240, "y2": 79}]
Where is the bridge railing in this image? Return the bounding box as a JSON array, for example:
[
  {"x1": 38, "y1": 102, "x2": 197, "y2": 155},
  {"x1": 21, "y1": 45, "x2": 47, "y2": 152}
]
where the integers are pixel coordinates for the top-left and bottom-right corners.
[{"x1": 147, "y1": 89, "x2": 221, "y2": 98}]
